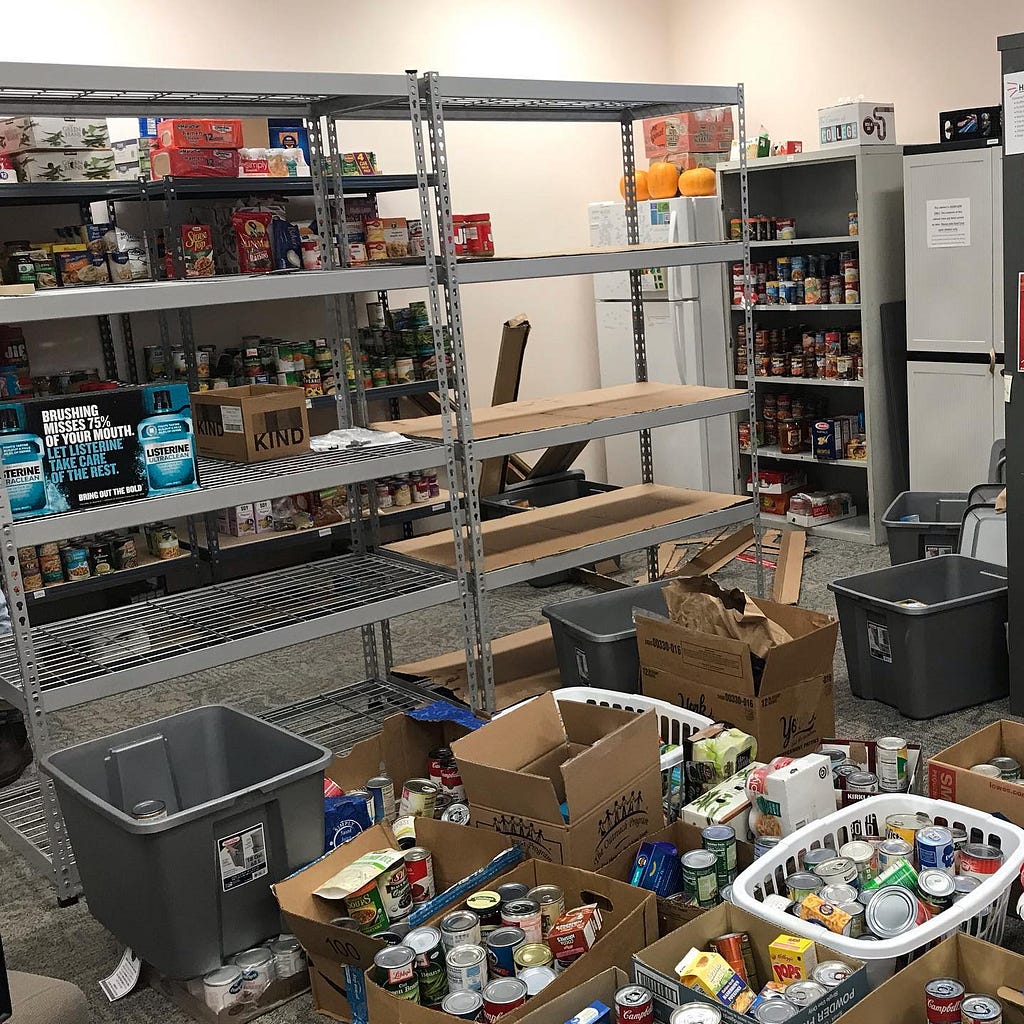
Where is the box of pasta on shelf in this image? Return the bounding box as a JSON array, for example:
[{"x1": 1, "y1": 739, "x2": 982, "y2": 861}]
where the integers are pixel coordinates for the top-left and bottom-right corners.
[{"x1": 0, "y1": 383, "x2": 199, "y2": 520}]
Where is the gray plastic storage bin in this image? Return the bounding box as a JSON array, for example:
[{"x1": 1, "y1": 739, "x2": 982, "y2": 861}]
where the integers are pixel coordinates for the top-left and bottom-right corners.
[
  {"x1": 828, "y1": 555, "x2": 1008, "y2": 719},
  {"x1": 40, "y1": 705, "x2": 331, "y2": 979},
  {"x1": 959, "y1": 503, "x2": 1007, "y2": 566},
  {"x1": 882, "y1": 491, "x2": 969, "y2": 564},
  {"x1": 542, "y1": 579, "x2": 672, "y2": 692}
]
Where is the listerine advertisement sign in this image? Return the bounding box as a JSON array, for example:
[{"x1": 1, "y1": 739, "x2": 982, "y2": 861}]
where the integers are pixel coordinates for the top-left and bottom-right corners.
[{"x1": 0, "y1": 383, "x2": 199, "y2": 519}]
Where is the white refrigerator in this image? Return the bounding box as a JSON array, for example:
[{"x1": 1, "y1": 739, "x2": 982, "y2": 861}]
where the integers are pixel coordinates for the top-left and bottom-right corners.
[{"x1": 589, "y1": 196, "x2": 735, "y2": 494}]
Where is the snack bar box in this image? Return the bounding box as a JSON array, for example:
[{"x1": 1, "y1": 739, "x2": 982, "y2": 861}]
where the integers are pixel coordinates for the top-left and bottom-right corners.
[{"x1": 0, "y1": 383, "x2": 200, "y2": 521}]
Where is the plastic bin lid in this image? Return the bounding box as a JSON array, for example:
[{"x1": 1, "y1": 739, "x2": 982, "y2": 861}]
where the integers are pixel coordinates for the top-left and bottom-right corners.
[{"x1": 959, "y1": 503, "x2": 1007, "y2": 566}]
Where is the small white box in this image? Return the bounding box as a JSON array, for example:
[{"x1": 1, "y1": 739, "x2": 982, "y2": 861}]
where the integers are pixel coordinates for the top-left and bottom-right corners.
[
  {"x1": 218, "y1": 503, "x2": 256, "y2": 537},
  {"x1": 682, "y1": 763, "x2": 763, "y2": 838},
  {"x1": 253, "y1": 500, "x2": 274, "y2": 533},
  {"x1": 0, "y1": 116, "x2": 109, "y2": 153},
  {"x1": 818, "y1": 102, "x2": 895, "y2": 147},
  {"x1": 749, "y1": 753, "x2": 836, "y2": 837}
]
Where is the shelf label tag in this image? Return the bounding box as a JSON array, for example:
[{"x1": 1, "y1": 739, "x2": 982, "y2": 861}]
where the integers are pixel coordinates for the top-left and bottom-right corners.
[
  {"x1": 318, "y1": 527, "x2": 333, "y2": 537},
  {"x1": 99, "y1": 947, "x2": 141, "y2": 1001}
]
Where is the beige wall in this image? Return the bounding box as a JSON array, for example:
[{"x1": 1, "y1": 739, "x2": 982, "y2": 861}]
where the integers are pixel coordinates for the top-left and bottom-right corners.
[{"x1": 670, "y1": 1, "x2": 1021, "y2": 147}]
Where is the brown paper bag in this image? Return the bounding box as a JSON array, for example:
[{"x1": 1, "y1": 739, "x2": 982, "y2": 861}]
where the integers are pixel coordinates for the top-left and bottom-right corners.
[{"x1": 663, "y1": 576, "x2": 792, "y2": 659}]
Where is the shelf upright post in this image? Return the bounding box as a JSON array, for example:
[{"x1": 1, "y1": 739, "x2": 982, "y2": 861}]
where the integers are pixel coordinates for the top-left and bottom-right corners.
[
  {"x1": 0, "y1": 482, "x2": 80, "y2": 901},
  {"x1": 619, "y1": 114, "x2": 658, "y2": 582},
  {"x1": 307, "y1": 107, "x2": 381, "y2": 681},
  {"x1": 736, "y1": 85, "x2": 764, "y2": 595},
  {"x1": 412, "y1": 71, "x2": 492, "y2": 710}
]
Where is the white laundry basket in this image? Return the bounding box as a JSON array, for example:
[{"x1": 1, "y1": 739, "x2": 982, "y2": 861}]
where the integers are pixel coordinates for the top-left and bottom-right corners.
[
  {"x1": 730, "y1": 794, "x2": 1024, "y2": 987},
  {"x1": 497, "y1": 687, "x2": 714, "y2": 819}
]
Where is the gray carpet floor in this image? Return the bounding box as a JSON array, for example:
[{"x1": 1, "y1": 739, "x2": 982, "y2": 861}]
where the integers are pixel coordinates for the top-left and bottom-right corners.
[{"x1": 1, "y1": 535, "x2": 1021, "y2": 1022}]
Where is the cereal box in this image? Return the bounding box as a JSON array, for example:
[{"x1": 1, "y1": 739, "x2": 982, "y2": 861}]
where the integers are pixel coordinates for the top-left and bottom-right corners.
[
  {"x1": 768, "y1": 934, "x2": 819, "y2": 985},
  {"x1": 156, "y1": 118, "x2": 243, "y2": 149}
]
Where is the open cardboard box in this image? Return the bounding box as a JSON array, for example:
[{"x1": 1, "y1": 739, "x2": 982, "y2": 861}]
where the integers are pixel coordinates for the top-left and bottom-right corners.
[
  {"x1": 272, "y1": 819, "x2": 512, "y2": 1023},
  {"x1": 365, "y1": 859, "x2": 658, "y2": 1024},
  {"x1": 823, "y1": 738, "x2": 924, "y2": 806},
  {"x1": 452, "y1": 692, "x2": 663, "y2": 870},
  {"x1": 191, "y1": 384, "x2": 310, "y2": 463},
  {"x1": 394, "y1": 625, "x2": 562, "y2": 712},
  {"x1": 837, "y1": 933, "x2": 1024, "y2": 1024},
  {"x1": 511, "y1": 967, "x2": 629, "y2": 1024},
  {"x1": 598, "y1": 819, "x2": 755, "y2": 934},
  {"x1": 633, "y1": 902, "x2": 868, "y2": 1024},
  {"x1": 637, "y1": 599, "x2": 838, "y2": 760},
  {"x1": 929, "y1": 720, "x2": 1024, "y2": 827}
]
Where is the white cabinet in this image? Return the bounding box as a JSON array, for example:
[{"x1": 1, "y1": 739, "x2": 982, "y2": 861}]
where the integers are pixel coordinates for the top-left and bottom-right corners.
[{"x1": 907, "y1": 359, "x2": 1004, "y2": 490}]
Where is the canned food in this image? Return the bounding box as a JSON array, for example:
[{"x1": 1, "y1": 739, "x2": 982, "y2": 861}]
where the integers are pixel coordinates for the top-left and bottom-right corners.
[
  {"x1": 845, "y1": 771, "x2": 879, "y2": 795},
  {"x1": 379, "y1": 932, "x2": 404, "y2": 945},
  {"x1": 971, "y1": 764, "x2": 1002, "y2": 778},
  {"x1": 446, "y1": 943, "x2": 488, "y2": 993},
  {"x1": 526, "y1": 885, "x2": 565, "y2": 938},
  {"x1": 819, "y1": 883, "x2": 858, "y2": 905},
  {"x1": 838, "y1": 901, "x2": 865, "y2": 937},
  {"x1": 442, "y1": 989, "x2": 485, "y2": 1020},
  {"x1": 864, "y1": 886, "x2": 919, "y2": 938},
  {"x1": 401, "y1": 778, "x2": 440, "y2": 818},
  {"x1": 500, "y1": 900, "x2": 542, "y2": 944},
  {"x1": 681, "y1": 849, "x2": 719, "y2": 908},
  {"x1": 916, "y1": 826, "x2": 955, "y2": 874},
  {"x1": 840, "y1": 840, "x2": 877, "y2": 885},
  {"x1": 481, "y1": 977, "x2": 527, "y2": 1023},
  {"x1": 345, "y1": 877, "x2": 391, "y2": 934},
  {"x1": 989, "y1": 756, "x2": 1021, "y2": 780},
  {"x1": 614, "y1": 984, "x2": 654, "y2": 1024},
  {"x1": 952, "y1": 875, "x2": 981, "y2": 902},
  {"x1": 776, "y1": 218, "x2": 797, "y2": 241},
  {"x1": 916, "y1": 868, "x2": 956, "y2": 912},
  {"x1": 672, "y1": 1007, "x2": 724, "y2": 1024},
  {"x1": 785, "y1": 872, "x2": 822, "y2": 903},
  {"x1": 405, "y1": 847, "x2": 436, "y2": 905},
  {"x1": 513, "y1": 942, "x2": 553, "y2": 972},
  {"x1": 270, "y1": 936, "x2": 305, "y2": 979},
  {"x1": 877, "y1": 836, "x2": 914, "y2": 870},
  {"x1": 729, "y1": 219, "x2": 742, "y2": 240},
  {"x1": 131, "y1": 799, "x2": 167, "y2": 820},
  {"x1": 233, "y1": 947, "x2": 276, "y2": 998},
  {"x1": 442, "y1": 911, "x2": 482, "y2": 950},
  {"x1": 496, "y1": 883, "x2": 530, "y2": 906},
  {"x1": 753, "y1": 1003, "x2": 796, "y2": 1023},
  {"x1": 203, "y1": 966, "x2": 245, "y2": 1013},
  {"x1": 485, "y1": 927, "x2": 526, "y2": 978},
  {"x1": 710, "y1": 933, "x2": 756, "y2": 986},
  {"x1": 961, "y1": 994, "x2": 1003, "y2": 1024},
  {"x1": 466, "y1": 891, "x2": 502, "y2": 934},
  {"x1": 518, "y1": 966, "x2": 557, "y2": 997},
  {"x1": 812, "y1": 962, "x2": 851, "y2": 989},
  {"x1": 875, "y1": 737, "x2": 909, "y2": 791},
  {"x1": 367, "y1": 775, "x2": 396, "y2": 824},
  {"x1": 377, "y1": 859, "x2": 414, "y2": 922},
  {"x1": 958, "y1": 843, "x2": 1003, "y2": 880},
  {"x1": 702, "y1": 824, "x2": 738, "y2": 888},
  {"x1": 374, "y1": 945, "x2": 420, "y2": 1001},
  {"x1": 924, "y1": 978, "x2": 965, "y2": 1023},
  {"x1": 813, "y1": 856, "x2": 858, "y2": 888},
  {"x1": 406, "y1": 926, "x2": 448, "y2": 1007},
  {"x1": 785, "y1": 981, "x2": 828, "y2": 1007},
  {"x1": 885, "y1": 812, "x2": 932, "y2": 847},
  {"x1": 755, "y1": 835, "x2": 782, "y2": 859}
]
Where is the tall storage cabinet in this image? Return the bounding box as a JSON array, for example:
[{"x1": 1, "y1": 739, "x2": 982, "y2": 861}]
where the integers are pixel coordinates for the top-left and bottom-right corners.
[
  {"x1": 719, "y1": 146, "x2": 906, "y2": 544},
  {"x1": 903, "y1": 143, "x2": 1004, "y2": 490}
]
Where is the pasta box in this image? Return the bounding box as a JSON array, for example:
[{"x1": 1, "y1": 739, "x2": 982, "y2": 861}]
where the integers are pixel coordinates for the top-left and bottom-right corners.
[{"x1": 191, "y1": 385, "x2": 310, "y2": 463}]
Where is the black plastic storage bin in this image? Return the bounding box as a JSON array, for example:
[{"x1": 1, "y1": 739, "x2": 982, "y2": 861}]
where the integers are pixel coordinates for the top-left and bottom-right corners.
[
  {"x1": 828, "y1": 555, "x2": 1008, "y2": 719},
  {"x1": 882, "y1": 491, "x2": 969, "y2": 564},
  {"x1": 542, "y1": 579, "x2": 673, "y2": 691},
  {"x1": 40, "y1": 705, "x2": 332, "y2": 979},
  {"x1": 481, "y1": 470, "x2": 619, "y2": 586}
]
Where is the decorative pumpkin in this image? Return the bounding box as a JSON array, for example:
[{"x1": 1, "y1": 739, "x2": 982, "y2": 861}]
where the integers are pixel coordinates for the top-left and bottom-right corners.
[
  {"x1": 679, "y1": 166, "x2": 717, "y2": 197},
  {"x1": 618, "y1": 170, "x2": 650, "y2": 201},
  {"x1": 647, "y1": 161, "x2": 679, "y2": 199}
]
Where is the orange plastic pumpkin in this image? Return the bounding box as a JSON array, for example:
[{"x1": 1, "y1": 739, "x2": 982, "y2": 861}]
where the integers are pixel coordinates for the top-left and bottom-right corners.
[
  {"x1": 679, "y1": 166, "x2": 717, "y2": 197},
  {"x1": 618, "y1": 170, "x2": 650, "y2": 201},
  {"x1": 647, "y1": 161, "x2": 679, "y2": 199}
]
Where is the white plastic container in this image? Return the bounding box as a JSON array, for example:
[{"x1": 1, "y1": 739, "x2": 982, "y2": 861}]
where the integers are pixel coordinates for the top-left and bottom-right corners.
[{"x1": 730, "y1": 794, "x2": 1024, "y2": 987}]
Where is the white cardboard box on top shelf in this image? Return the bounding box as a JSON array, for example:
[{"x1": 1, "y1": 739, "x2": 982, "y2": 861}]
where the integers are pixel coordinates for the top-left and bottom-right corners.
[{"x1": 818, "y1": 101, "x2": 895, "y2": 147}]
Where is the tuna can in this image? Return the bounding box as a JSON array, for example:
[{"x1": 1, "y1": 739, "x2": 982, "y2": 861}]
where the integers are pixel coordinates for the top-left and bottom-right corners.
[
  {"x1": 270, "y1": 936, "x2": 305, "y2": 979},
  {"x1": 442, "y1": 910, "x2": 482, "y2": 951},
  {"x1": 406, "y1": 926, "x2": 448, "y2": 1007},
  {"x1": 682, "y1": 849, "x2": 719, "y2": 908},
  {"x1": 442, "y1": 990, "x2": 484, "y2": 1021},
  {"x1": 785, "y1": 872, "x2": 822, "y2": 903},
  {"x1": 485, "y1": 927, "x2": 526, "y2": 978},
  {"x1": 513, "y1": 943, "x2": 553, "y2": 972},
  {"x1": 961, "y1": 994, "x2": 1003, "y2": 1024},
  {"x1": 877, "y1": 836, "x2": 914, "y2": 870},
  {"x1": 401, "y1": 778, "x2": 440, "y2": 818},
  {"x1": 518, "y1": 965, "x2": 557, "y2": 996},
  {"x1": 812, "y1": 961, "x2": 852, "y2": 988},
  {"x1": 819, "y1": 883, "x2": 859, "y2": 905},
  {"x1": 885, "y1": 811, "x2": 932, "y2": 847},
  {"x1": 615, "y1": 984, "x2": 655, "y2": 1024},
  {"x1": 755, "y1": 835, "x2": 782, "y2": 859},
  {"x1": 374, "y1": 945, "x2": 420, "y2": 1001},
  {"x1": 924, "y1": 978, "x2": 965, "y2": 1023},
  {"x1": 958, "y1": 843, "x2": 1003, "y2": 881},
  {"x1": 864, "y1": 886, "x2": 919, "y2": 938},
  {"x1": 405, "y1": 847, "x2": 436, "y2": 905},
  {"x1": 785, "y1": 981, "x2": 828, "y2": 1007},
  {"x1": 367, "y1": 774, "x2": 396, "y2": 823},
  {"x1": 482, "y1": 977, "x2": 528, "y2": 1023},
  {"x1": 203, "y1": 966, "x2": 245, "y2": 1013},
  {"x1": 802, "y1": 847, "x2": 838, "y2": 872},
  {"x1": 989, "y1": 756, "x2": 1021, "y2": 780},
  {"x1": 702, "y1": 824, "x2": 738, "y2": 888},
  {"x1": 500, "y1": 899, "x2": 542, "y2": 944},
  {"x1": 233, "y1": 947, "x2": 276, "y2": 998},
  {"x1": 917, "y1": 868, "x2": 956, "y2": 913},
  {"x1": 813, "y1": 856, "x2": 858, "y2": 888},
  {"x1": 466, "y1": 891, "x2": 503, "y2": 935},
  {"x1": 845, "y1": 772, "x2": 879, "y2": 796},
  {"x1": 916, "y1": 826, "x2": 955, "y2": 874},
  {"x1": 525, "y1": 884, "x2": 565, "y2": 938}
]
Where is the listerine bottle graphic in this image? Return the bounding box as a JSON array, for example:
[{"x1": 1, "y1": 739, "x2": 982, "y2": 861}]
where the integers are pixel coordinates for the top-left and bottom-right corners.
[
  {"x1": 0, "y1": 406, "x2": 46, "y2": 515},
  {"x1": 138, "y1": 389, "x2": 196, "y2": 493}
]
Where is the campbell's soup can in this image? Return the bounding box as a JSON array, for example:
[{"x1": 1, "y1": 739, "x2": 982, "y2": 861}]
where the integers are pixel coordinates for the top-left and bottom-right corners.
[{"x1": 481, "y1": 977, "x2": 527, "y2": 1022}]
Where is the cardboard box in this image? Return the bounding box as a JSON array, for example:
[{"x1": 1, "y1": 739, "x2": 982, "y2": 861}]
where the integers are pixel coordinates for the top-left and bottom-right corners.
[
  {"x1": 0, "y1": 116, "x2": 109, "y2": 153},
  {"x1": 929, "y1": 720, "x2": 1024, "y2": 826},
  {"x1": 218, "y1": 503, "x2": 256, "y2": 537},
  {"x1": 839, "y1": 933, "x2": 1024, "y2": 1024},
  {"x1": 13, "y1": 148, "x2": 116, "y2": 182},
  {"x1": 651, "y1": 151, "x2": 730, "y2": 172},
  {"x1": 364, "y1": 860, "x2": 657, "y2": 1024},
  {"x1": 191, "y1": 385, "x2": 310, "y2": 463},
  {"x1": 145, "y1": 964, "x2": 309, "y2": 1023},
  {"x1": 149, "y1": 147, "x2": 241, "y2": 179},
  {"x1": 643, "y1": 108, "x2": 735, "y2": 158},
  {"x1": 598, "y1": 819, "x2": 755, "y2": 934},
  {"x1": 637, "y1": 599, "x2": 838, "y2": 761},
  {"x1": 633, "y1": 903, "x2": 868, "y2": 1024},
  {"x1": 253, "y1": 499, "x2": 274, "y2": 533},
  {"x1": 273, "y1": 818, "x2": 513, "y2": 1024},
  {"x1": 394, "y1": 624, "x2": 561, "y2": 711},
  {"x1": 157, "y1": 118, "x2": 244, "y2": 149},
  {"x1": 452, "y1": 692, "x2": 663, "y2": 870},
  {"x1": 818, "y1": 102, "x2": 895, "y2": 147},
  {"x1": 0, "y1": 384, "x2": 199, "y2": 520},
  {"x1": 823, "y1": 738, "x2": 924, "y2": 808},
  {"x1": 510, "y1": 967, "x2": 629, "y2": 1024}
]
